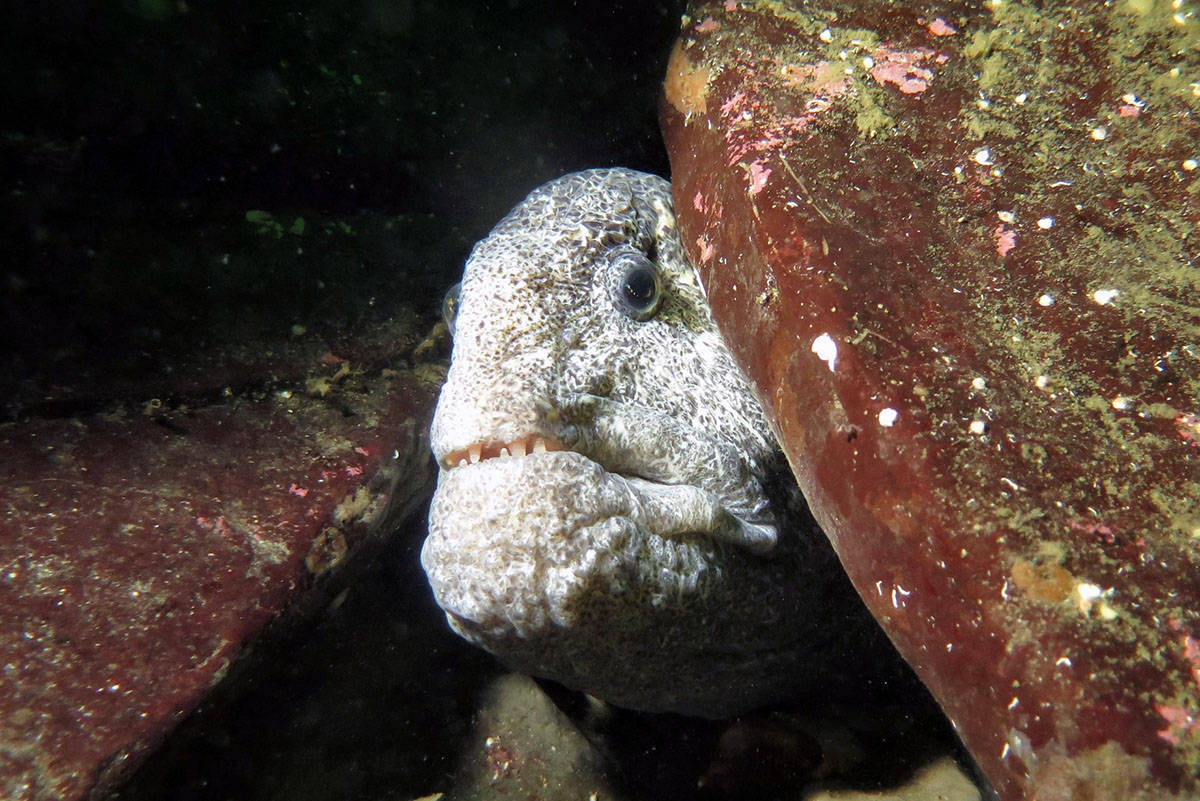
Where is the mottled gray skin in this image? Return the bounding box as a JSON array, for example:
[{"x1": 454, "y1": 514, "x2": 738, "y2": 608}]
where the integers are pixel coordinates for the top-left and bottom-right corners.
[{"x1": 422, "y1": 168, "x2": 880, "y2": 718}]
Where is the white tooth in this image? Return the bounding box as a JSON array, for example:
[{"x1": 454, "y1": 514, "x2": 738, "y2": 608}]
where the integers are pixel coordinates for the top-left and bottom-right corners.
[
  {"x1": 499, "y1": 447, "x2": 510, "y2": 457},
  {"x1": 511, "y1": 439, "x2": 526, "y2": 457},
  {"x1": 469, "y1": 444, "x2": 482, "y2": 464},
  {"x1": 533, "y1": 437, "x2": 547, "y2": 454}
]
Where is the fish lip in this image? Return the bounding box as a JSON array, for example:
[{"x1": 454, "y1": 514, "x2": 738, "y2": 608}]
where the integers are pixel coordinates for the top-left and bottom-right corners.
[
  {"x1": 431, "y1": 446, "x2": 779, "y2": 558},
  {"x1": 434, "y1": 403, "x2": 779, "y2": 553},
  {"x1": 439, "y1": 434, "x2": 568, "y2": 470}
]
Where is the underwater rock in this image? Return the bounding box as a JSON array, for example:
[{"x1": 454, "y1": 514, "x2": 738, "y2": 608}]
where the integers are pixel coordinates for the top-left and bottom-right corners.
[
  {"x1": 662, "y1": 2, "x2": 1200, "y2": 799},
  {"x1": 0, "y1": 372, "x2": 435, "y2": 800},
  {"x1": 441, "y1": 674, "x2": 617, "y2": 801}
]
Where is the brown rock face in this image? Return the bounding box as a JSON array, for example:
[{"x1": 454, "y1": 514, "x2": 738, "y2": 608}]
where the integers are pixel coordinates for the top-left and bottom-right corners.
[
  {"x1": 0, "y1": 372, "x2": 435, "y2": 800},
  {"x1": 662, "y1": 2, "x2": 1200, "y2": 799}
]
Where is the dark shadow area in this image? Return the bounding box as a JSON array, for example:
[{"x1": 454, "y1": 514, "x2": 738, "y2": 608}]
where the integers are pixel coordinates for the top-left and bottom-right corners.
[
  {"x1": 539, "y1": 669, "x2": 986, "y2": 801},
  {"x1": 1, "y1": 0, "x2": 686, "y2": 419},
  {"x1": 114, "y1": 508, "x2": 499, "y2": 801}
]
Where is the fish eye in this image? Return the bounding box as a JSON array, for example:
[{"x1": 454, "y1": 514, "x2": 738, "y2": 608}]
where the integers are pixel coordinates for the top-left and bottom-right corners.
[
  {"x1": 611, "y1": 252, "x2": 661, "y2": 321},
  {"x1": 442, "y1": 282, "x2": 461, "y2": 335}
]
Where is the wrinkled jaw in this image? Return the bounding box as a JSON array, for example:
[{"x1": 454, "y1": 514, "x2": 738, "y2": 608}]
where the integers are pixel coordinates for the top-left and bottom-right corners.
[
  {"x1": 424, "y1": 448, "x2": 725, "y2": 638},
  {"x1": 420, "y1": 399, "x2": 783, "y2": 711},
  {"x1": 423, "y1": 407, "x2": 777, "y2": 627}
]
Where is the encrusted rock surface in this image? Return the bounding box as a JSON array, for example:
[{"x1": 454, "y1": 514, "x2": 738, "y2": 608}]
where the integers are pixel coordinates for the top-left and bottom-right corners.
[
  {"x1": 662, "y1": 2, "x2": 1200, "y2": 799},
  {"x1": 0, "y1": 369, "x2": 435, "y2": 801}
]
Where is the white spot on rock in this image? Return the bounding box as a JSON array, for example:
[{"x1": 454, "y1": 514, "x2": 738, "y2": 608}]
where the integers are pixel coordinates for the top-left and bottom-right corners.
[
  {"x1": 1092, "y1": 288, "x2": 1120, "y2": 305},
  {"x1": 811, "y1": 333, "x2": 838, "y2": 372},
  {"x1": 878, "y1": 408, "x2": 899, "y2": 427}
]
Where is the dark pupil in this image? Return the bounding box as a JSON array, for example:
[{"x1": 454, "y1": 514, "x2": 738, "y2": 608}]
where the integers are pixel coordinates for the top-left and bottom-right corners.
[{"x1": 622, "y1": 267, "x2": 657, "y2": 310}]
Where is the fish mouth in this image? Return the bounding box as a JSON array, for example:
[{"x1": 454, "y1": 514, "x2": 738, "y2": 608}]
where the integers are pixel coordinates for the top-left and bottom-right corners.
[
  {"x1": 435, "y1": 428, "x2": 777, "y2": 556},
  {"x1": 440, "y1": 434, "x2": 568, "y2": 469},
  {"x1": 432, "y1": 393, "x2": 778, "y2": 555}
]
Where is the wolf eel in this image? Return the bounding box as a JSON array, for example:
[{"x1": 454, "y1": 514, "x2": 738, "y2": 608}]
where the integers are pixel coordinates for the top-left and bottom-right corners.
[{"x1": 422, "y1": 168, "x2": 889, "y2": 718}]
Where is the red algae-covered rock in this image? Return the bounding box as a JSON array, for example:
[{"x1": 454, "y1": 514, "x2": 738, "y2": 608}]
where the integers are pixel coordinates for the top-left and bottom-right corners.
[
  {"x1": 0, "y1": 372, "x2": 435, "y2": 801},
  {"x1": 662, "y1": 2, "x2": 1200, "y2": 799}
]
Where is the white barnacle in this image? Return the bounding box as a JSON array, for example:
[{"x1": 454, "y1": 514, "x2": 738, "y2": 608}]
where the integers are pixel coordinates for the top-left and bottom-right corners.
[{"x1": 811, "y1": 332, "x2": 838, "y2": 372}]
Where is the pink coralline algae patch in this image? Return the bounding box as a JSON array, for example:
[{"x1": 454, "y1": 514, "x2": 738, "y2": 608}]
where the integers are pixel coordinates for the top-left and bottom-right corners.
[
  {"x1": 693, "y1": 192, "x2": 725, "y2": 221},
  {"x1": 869, "y1": 47, "x2": 944, "y2": 95},
  {"x1": 288, "y1": 483, "x2": 310, "y2": 497},
  {"x1": 994, "y1": 225, "x2": 1017, "y2": 257},
  {"x1": 726, "y1": 125, "x2": 796, "y2": 168},
  {"x1": 927, "y1": 17, "x2": 957, "y2": 36},
  {"x1": 695, "y1": 17, "x2": 721, "y2": 33},
  {"x1": 1171, "y1": 623, "x2": 1200, "y2": 685},
  {"x1": 747, "y1": 161, "x2": 771, "y2": 194},
  {"x1": 720, "y1": 89, "x2": 749, "y2": 118},
  {"x1": 696, "y1": 235, "x2": 716, "y2": 263},
  {"x1": 781, "y1": 62, "x2": 847, "y2": 92},
  {"x1": 195, "y1": 515, "x2": 234, "y2": 537},
  {"x1": 719, "y1": 74, "x2": 843, "y2": 167},
  {"x1": 1068, "y1": 518, "x2": 1147, "y2": 563},
  {"x1": 1175, "y1": 413, "x2": 1198, "y2": 445},
  {"x1": 1157, "y1": 704, "x2": 1200, "y2": 746},
  {"x1": 1069, "y1": 519, "x2": 1117, "y2": 537},
  {"x1": 1119, "y1": 103, "x2": 1142, "y2": 117},
  {"x1": 780, "y1": 63, "x2": 853, "y2": 116}
]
